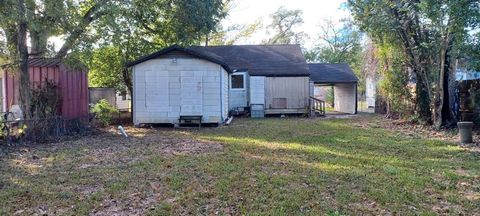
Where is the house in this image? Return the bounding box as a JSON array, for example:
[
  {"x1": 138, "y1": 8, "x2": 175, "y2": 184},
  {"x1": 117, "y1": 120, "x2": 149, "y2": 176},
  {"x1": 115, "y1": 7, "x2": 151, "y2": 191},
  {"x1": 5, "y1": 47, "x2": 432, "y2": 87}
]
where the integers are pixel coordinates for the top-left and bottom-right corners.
[
  {"x1": 188, "y1": 45, "x2": 311, "y2": 115},
  {"x1": 89, "y1": 87, "x2": 131, "y2": 111},
  {"x1": 116, "y1": 91, "x2": 131, "y2": 111},
  {"x1": 89, "y1": 87, "x2": 116, "y2": 107},
  {"x1": 308, "y1": 63, "x2": 358, "y2": 114},
  {"x1": 456, "y1": 69, "x2": 480, "y2": 122},
  {"x1": 127, "y1": 44, "x2": 358, "y2": 126},
  {"x1": 0, "y1": 58, "x2": 89, "y2": 120}
]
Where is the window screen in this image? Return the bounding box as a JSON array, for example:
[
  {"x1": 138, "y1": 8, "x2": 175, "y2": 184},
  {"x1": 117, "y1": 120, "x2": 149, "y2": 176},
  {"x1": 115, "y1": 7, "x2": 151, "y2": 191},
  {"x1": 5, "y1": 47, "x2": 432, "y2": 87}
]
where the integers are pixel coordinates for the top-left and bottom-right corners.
[{"x1": 231, "y1": 74, "x2": 244, "y2": 89}]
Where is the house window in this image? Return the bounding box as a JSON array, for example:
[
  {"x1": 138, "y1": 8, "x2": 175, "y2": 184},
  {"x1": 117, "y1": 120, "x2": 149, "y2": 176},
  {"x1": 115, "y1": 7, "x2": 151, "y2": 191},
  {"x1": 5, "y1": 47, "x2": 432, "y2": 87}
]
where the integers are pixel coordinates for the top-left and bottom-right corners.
[
  {"x1": 231, "y1": 74, "x2": 244, "y2": 89},
  {"x1": 120, "y1": 91, "x2": 127, "y2": 101}
]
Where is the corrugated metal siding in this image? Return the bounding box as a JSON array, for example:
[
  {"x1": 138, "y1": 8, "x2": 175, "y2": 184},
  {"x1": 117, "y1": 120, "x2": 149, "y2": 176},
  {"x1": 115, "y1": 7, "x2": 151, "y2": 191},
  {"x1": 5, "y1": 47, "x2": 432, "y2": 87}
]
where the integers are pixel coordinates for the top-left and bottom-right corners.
[{"x1": 4, "y1": 64, "x2": 89, "y2": 120}]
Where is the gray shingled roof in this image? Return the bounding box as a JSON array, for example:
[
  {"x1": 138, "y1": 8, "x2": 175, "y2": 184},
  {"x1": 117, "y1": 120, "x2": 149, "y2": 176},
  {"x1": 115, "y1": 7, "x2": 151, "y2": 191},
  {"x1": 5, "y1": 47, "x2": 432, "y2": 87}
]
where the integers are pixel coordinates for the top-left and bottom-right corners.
[
  {"x1": 127, "y1": 44, "x2": 310, "y2": 77},
  {"x1": 189, "y1": 45, "x2": 310, "y2": 76},
  {"x1": 308, "y1": 63, "x2": 358, "y2": 83},
  {"x1": 126, "y1": 45, "x2": 232, "y2": 72}
]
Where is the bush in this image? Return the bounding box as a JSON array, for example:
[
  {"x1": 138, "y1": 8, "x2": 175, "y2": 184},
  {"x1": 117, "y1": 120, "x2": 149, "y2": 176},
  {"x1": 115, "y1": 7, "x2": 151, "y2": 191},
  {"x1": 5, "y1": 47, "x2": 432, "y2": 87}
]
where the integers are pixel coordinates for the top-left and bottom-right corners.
[{"x1": 91, "y1": 99, "x2": 118, "y2": 126}]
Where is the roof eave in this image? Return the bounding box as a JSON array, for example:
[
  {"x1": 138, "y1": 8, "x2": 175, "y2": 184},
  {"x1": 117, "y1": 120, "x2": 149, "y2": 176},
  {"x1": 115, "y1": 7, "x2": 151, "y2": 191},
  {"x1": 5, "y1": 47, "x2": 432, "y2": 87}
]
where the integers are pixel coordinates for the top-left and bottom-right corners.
[
  {"x1": 126, "y1": 45, "x2": 233, "y2": 73},
  {"x1": 313, "y1": 81, "x2": 358, "y2": 84}
]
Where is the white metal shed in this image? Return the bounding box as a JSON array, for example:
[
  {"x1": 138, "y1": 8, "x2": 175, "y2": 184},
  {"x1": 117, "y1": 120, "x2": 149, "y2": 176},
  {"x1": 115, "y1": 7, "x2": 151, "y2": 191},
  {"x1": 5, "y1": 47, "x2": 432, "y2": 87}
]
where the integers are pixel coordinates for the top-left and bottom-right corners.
[{"x1": 127, "y1": 45, "x2": 231, "y2": 126}]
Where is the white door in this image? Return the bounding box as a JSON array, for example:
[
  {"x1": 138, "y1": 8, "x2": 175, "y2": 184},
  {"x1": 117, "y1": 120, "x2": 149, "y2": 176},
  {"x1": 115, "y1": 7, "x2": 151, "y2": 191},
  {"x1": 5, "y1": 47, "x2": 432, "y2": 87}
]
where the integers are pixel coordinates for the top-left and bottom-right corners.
[
  {"x1": 180, "y1": 75, "x2": 203, "y2": 115},
  {"x1": 229, "y1": 72, "x2": 248, "y2": 110}
]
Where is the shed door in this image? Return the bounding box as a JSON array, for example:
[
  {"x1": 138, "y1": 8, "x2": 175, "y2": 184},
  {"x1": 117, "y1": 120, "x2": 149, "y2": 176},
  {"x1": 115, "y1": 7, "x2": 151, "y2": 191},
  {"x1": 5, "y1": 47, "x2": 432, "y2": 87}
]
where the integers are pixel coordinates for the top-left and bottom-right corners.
[{"x1": 180, "y1": 75, "x2": 203, "y2": 115}]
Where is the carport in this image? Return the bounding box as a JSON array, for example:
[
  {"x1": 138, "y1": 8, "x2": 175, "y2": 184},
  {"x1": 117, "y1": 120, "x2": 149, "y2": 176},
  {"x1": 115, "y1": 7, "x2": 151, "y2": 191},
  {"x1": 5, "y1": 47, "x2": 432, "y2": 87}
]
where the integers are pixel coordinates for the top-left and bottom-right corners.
[{"x1": 308, "y1": 63, "x2": 358, "y2": 114}]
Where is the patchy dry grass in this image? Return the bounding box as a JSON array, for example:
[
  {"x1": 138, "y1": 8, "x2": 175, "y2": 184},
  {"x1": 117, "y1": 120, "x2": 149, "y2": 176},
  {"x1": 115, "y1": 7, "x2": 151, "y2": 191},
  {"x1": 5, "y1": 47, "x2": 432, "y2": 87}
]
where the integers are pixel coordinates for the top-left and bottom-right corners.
[{"x1": 1, "y1": 115, "x2": 479, "y2": 215}]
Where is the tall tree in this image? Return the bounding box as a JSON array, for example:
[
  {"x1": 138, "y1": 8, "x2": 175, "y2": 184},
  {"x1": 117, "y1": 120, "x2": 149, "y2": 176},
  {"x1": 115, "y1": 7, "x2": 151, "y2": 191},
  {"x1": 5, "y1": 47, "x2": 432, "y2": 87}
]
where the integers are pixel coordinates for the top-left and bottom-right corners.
[
  {"x1": 265, "y1": 7, "x2": 307, "y2": 45},
  {"x1": 0, "y1": 0, "x2": 228, "y2": 118},
  {"x1": 0, "y1": 0, "x2": 119, "y2": 118},
  {"x1": 83, "y1": 0, "x2": 228, "y2": 95},
  {"x1": 305, "y1": 19, "x2": 364, "y2": 93},
  {"x1": 349, "y1": 0, "x2": 480, "y2": 128},
  {"x1": 207, "y1": 20, "x2": 262, "y2": 46},
  {"x1": 305, "y1": 19, "x2": 362, "y2": 63}
]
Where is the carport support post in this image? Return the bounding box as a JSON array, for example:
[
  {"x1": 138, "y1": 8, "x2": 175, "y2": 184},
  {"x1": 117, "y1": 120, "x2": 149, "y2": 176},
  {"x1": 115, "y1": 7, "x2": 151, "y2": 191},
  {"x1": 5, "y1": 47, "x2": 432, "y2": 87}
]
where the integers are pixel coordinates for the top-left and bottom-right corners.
[
  {"x1": 355, "y1": 82, "x2": 358, "y2": 114},
  {"x1": 332, "y1": 85, "x2": 335, "y2": 108}
]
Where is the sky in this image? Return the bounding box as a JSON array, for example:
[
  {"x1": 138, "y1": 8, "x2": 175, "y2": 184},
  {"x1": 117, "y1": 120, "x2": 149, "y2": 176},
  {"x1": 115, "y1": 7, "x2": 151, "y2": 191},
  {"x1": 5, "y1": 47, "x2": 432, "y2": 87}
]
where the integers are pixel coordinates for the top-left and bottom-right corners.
[{"x1": 222, "y1": 0, "x2": 351, "y2": 48}]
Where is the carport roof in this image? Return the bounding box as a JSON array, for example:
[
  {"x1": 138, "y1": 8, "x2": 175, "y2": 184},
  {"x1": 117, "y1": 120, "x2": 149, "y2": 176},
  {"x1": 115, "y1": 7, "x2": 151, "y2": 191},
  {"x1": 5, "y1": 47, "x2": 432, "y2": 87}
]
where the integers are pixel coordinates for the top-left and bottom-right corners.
[{"x1": 308, "y1": 63, "x2": 358, "y2": 84}]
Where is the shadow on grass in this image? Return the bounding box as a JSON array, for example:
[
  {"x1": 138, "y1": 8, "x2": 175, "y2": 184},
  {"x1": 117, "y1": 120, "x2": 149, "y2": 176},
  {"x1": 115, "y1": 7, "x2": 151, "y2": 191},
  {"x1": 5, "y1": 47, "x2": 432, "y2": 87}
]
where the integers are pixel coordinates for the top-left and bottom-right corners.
[
  {"x1": 193, "y1": 118, "x2": 480, "y2": 214},
  {"x1": 1, "y1": 117, "x2": 479, "y2": 215}
]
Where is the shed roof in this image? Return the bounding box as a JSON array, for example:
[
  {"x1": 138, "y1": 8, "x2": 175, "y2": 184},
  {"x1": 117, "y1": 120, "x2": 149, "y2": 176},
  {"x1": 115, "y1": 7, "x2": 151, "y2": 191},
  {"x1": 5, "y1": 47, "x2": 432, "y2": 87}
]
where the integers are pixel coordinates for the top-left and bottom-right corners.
[
  {"x1": 28, "y1": 58, "x2": 62, "y2": 67},
  {"x1": 308, "y1": 63, "x2": 358, "y2": 84},
  {"x1": 189, "y1": 44, "x2": 310, "y2": 76},
  {"x1": 126, "y1": 45, "x2": 232, "y2": 72},
  {"x1": 1, "y1": 58, "x2": 62, "y2": 68}
]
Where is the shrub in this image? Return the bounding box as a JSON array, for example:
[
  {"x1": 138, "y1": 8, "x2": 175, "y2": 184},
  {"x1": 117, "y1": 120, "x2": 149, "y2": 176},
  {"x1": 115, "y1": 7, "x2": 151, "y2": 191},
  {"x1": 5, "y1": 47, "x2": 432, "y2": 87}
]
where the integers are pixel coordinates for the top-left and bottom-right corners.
[
  {"x1": 91, "y1": 99, "x2": 118, "y2": 126},
  {"x1": 30, "y1": 80, "x2": 60, "y2": 119}
]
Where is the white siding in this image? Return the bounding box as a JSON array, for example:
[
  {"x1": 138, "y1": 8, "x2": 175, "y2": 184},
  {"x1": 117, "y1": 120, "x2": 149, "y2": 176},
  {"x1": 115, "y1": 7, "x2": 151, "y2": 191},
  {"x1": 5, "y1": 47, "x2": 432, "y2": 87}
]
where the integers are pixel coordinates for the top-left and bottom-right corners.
[
  {"x1": 249, "y1": 76, "x2": 265, "y2": 105},
  {"x1": 116, "y1": 92, "x2": 131, "y2": 111},
  {"x1": 334, "y1": 83, "x2": 357, "y2": 114},
  {"x1": 133, "y1": 57, "x2": 227, "y2": 125},
  {"x1": 221, "y1": 70, "x2": 229, "y2": 120}
]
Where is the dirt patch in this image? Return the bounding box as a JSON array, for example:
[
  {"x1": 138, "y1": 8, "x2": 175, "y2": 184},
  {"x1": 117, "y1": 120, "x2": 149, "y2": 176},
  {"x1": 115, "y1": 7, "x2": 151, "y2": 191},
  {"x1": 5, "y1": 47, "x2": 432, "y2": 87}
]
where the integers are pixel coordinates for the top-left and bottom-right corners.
[
  {"x1": 0, "y1": 126, "x2": 224, "y2": 184},
  {"x1": 69, "y1": 127, "x2": 224, "y2": 169},
  {"x1": 349, "y1": 199, "x2": 393, "y2": 216}
]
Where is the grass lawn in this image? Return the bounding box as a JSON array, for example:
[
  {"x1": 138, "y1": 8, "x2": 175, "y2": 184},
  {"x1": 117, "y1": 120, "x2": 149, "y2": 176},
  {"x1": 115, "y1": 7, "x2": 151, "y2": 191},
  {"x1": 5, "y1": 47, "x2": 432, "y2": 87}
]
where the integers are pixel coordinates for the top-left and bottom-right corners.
[{"x1": 1, "y1": 115, "x2": 479, "y2": 215}]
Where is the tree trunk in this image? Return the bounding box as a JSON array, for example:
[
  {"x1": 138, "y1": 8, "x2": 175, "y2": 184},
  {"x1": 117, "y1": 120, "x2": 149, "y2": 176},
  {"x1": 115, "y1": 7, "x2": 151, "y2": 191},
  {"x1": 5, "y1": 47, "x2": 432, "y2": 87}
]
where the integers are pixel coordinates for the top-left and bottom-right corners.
[
  {"x1": 30, "y1": 29, "x2": 49, "y2": 57},
  {"x1": 435, "y1": 33, "x2": 451, "y2": 129},
  {"x1": 122, "y1": 67, "x2": 133, "y2": 96},
  {"x1": 122, "y1": 66, "x2": 133, "y2": 119},
  {"x1": 54, "y1": 4, "x2": 102, "y2": 59},
  {"x1": 442, "y1": 35, "x2": 458, "y2": 128},
  {"x1": 17, "y1": 0, "x2": 31, "y2": 119},
  {"x1": 416, "y1": 78, "x2": 432, "y2": 124},
  {"x1": 446, "y1": 59, "x2": 458, "y2": 125}
]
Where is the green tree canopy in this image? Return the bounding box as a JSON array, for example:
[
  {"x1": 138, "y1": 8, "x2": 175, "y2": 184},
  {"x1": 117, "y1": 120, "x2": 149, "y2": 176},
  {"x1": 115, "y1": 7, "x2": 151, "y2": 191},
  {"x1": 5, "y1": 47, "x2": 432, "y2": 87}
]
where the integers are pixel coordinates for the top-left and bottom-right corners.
[
  {"x1": 81, "y1": 0, "x2": 228, "y2": 95},
  {"x1": 349, "y1": 0, "x2": 480, "y2": 127},
  {"x1": 305, "y1": 19, "x2": 365, "y2": 93},
  {"x1": 0, "y1": 0, "x2": 228, "y2": 118},
  {"x1": 265, "y1": 7, "x2": 307, "y2": 45}
]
